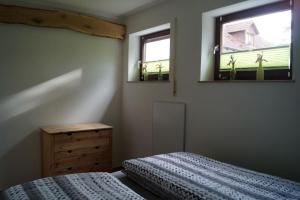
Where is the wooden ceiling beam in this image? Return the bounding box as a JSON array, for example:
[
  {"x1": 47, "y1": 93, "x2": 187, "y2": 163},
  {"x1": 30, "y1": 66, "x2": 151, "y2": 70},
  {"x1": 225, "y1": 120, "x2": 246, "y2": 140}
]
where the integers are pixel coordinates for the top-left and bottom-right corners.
[{"x1": 0, "y1": 4, "x2": 126, "y2": 39}]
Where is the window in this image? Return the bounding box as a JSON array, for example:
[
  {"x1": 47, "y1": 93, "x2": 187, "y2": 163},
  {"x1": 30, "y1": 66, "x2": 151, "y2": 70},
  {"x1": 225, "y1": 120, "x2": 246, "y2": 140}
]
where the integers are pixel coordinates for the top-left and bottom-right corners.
[
  {"x1": 215, "y1": 0, "x2": 293, "y2": 81},
  {"x1": 140, "y1": 29, "x2": 170, "y2": 81},
  {"x1": 245, "y1": 32, "x2": 254, "y2": 46}
]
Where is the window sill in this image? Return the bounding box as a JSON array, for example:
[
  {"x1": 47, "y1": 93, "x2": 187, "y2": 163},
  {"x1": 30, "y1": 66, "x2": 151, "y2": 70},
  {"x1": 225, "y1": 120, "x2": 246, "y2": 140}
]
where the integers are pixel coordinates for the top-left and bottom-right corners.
[
  {"x1": 127, "y1": 80, "x2": 170, "y2": 83},
  {"x1": 198, "y1": 80, "x2": 295, "y2": 83}
]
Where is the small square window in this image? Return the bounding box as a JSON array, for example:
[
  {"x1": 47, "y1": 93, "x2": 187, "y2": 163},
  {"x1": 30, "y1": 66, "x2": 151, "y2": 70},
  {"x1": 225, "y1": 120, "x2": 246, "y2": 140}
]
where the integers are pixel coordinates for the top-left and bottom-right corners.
[
  {"x1": 140, "y1": 29, "x2": 170, "y2": 81},
  {"x1": 215, "y1": 0, "x2": 293, "y2": 81}
]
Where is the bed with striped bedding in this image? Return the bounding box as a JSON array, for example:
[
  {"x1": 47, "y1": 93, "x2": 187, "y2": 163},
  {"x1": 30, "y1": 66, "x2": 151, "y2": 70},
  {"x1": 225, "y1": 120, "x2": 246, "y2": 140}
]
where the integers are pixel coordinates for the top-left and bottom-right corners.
[
  {"x1": 123, "y1": 152, "x2": 300, "y2": 200},
  {"x1": 0, "y1": 172, "x2": 144, "y2": 200}
]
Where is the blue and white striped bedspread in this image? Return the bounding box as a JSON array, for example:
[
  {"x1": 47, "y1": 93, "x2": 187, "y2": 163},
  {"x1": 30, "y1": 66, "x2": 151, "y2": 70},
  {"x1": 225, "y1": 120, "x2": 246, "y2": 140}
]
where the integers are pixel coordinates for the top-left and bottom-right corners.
[
  {"x1": 0, "y1": 172, "x2": 144, "y2": 200},
  {"x1": 123, "y1": 152, "x2": 300, "y2": 200}
]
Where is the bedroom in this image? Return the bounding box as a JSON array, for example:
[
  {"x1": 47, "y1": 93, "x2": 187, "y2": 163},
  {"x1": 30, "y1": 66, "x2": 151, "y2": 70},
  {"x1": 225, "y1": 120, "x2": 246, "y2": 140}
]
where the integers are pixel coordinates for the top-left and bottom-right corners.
[{"x1": 0, "y1": 0, "x2": 299, "y2": 199}]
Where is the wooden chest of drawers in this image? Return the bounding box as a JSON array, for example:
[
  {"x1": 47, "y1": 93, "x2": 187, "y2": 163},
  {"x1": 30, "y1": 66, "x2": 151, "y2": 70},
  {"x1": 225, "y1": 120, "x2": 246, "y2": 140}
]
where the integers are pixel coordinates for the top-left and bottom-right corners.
[{"x1": 41, "y1": 123, "x2": 112, "y2": 177}]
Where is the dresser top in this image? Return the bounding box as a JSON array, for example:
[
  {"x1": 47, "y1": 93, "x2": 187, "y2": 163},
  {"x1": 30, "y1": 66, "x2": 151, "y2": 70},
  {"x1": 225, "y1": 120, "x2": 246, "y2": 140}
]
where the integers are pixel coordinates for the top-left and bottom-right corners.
[{"x1": 41, "y1": 123, "x2": 112, "y2": 134}]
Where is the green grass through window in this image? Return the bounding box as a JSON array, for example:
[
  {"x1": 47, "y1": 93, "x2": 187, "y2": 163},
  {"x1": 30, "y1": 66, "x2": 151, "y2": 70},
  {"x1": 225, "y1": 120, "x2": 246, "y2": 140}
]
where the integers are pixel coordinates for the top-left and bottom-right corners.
[
  {"x1": 220, "y1": 46, "x2": 290, "y2": 70},
  {"x1": 142, "y1": 59, "x2": 170, "y2": 74}
]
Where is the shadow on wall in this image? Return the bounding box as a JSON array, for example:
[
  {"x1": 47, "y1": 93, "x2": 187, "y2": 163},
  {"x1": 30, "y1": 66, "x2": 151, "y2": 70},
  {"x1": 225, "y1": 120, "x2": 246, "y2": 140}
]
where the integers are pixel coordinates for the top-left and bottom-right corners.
[
  {"x1": 0, "y1": 129, "x2": 41, "y2": 189},
  {"x1": 0, "y1": 69, "x2": 83, "y2": 124},
  {"x1": 100, "y1": 87, "x2": 122, "y2": 167},
  {"x1": 0, "y1": 69, "x2": 82, "y2": 189},
  {"x1": 0, "y1": 68, "x2": 120, "y2": 189}
]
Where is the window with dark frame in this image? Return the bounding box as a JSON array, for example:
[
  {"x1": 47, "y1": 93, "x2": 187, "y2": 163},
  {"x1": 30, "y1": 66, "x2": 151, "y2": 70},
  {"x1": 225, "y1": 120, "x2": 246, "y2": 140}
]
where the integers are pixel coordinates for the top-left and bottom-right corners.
[
  {"x1": 214, "y1": 0, "x2": 293, "y2": 81},
  {"x1": 139, "y1": 29, "x2": 171, "y2": 81}
]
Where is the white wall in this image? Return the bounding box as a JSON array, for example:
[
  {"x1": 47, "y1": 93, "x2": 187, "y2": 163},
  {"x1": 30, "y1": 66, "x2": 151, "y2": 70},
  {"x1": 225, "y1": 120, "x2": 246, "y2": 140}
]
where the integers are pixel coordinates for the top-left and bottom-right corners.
[
  {"x1": 0, "y1": 24, "x2": 123, "y2": 189},
  {"x1": 122, "y1": 0, "x2": 300, "y2": 182}
]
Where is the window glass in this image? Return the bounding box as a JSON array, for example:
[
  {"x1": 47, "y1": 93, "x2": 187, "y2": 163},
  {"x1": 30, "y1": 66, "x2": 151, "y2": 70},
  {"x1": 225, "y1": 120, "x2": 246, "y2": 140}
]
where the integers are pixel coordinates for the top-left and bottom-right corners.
[
  {"x1": 140, "y1": 30, "x2": 170, "y2": 81},
  {"x1": 145, "y1": 38, "x2": 170, "y2": 62},
  {"x1": 220, "y1": 10, "x2": 292, "y2": 70},
  {"x1": 144, "y1": 38, "x2": 170, "y2": 74}
]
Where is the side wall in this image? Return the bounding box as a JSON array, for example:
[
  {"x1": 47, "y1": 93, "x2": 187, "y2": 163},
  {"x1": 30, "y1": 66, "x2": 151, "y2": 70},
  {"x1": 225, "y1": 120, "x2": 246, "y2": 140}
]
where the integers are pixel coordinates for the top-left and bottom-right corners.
[
  {"x1": 121, "y1": 0, "x2": 300, "y2": 181},
  {"x1": 0, "y1": 24, "x2": 123, "y2": 189}
]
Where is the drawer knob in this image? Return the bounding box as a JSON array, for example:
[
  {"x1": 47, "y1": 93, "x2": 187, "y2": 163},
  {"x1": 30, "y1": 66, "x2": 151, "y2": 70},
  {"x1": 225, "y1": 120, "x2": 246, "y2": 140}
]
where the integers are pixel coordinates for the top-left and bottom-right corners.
[
  {"x1": 67, "y1": 133, "x2": 73, "y2": 136},
  {"x1": 67, "y1": 150, "x2": 72, "y2": 153},
  {"x1": 67, "y1": 167, "x2": 72, "y2": 170},
  {"x1": 95, "y1": 163, "x2": 99, "y2": 166},
  {"x1": 95, "y1": 146, "x2": 100, "y2": 149}
]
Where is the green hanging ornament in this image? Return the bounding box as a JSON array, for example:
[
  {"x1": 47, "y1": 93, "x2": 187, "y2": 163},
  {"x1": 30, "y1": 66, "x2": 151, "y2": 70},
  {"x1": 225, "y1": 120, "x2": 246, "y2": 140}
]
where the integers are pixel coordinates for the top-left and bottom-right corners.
[
  {"x1": 227, "y1": 55, "x2": 237, "y2": 80},
  {"x1": 156, "y1": 63, "x2": 163, "y2": 81},
  {"x1": 255, "y1": 52, "x2": 268, "y2": 81},
  {"x1": 143, "y1": 63, "x2": 148, "y2": 81}
]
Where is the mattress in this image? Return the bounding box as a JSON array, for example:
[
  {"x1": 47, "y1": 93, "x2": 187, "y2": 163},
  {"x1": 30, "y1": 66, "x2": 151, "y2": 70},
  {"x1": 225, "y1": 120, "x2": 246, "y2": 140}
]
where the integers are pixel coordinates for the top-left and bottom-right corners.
[
  {"x1": 112, "y1": 170, "x2": 161, "y2": 200},
  {"x1": 0, "y1": 172, "x2": 144, "y2": 200},
  {"x1": 123, "y1": 152, "x2": 300, "y2": 200}
]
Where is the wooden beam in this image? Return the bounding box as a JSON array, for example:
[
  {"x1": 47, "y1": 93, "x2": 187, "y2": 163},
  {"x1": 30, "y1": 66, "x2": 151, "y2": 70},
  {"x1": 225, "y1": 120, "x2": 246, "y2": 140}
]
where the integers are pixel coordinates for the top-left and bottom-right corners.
[{"x1": 0, "y1": 4, "x2": 126, "y2": 39}]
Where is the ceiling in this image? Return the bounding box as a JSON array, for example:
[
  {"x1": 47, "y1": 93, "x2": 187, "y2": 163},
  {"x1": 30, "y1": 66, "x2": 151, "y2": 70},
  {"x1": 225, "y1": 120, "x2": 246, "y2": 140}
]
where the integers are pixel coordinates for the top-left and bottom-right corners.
[{"x1": 0, "y1": 0, "x2": 167, "y2": 20}]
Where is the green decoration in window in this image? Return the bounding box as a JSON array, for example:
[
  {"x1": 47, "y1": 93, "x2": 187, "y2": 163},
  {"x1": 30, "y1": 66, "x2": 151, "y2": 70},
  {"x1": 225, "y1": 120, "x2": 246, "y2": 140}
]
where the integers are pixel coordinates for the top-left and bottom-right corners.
[
  {"x1": 255, "y1": 52, "x2": 268, "y2": 80},
  {"x1": 227, "y1": 55, "x2": 237, "y2": 80},
  {"x1": 156, "y1": 63, "x2": 164, "y2": 81},
  {"x1": 142, "y1": 63, "x2": 148, "y2": 81}
]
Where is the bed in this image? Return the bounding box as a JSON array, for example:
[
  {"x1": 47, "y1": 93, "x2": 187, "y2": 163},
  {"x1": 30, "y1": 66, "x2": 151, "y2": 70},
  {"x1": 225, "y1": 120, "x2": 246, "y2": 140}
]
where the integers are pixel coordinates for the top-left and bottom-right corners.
[
  {"x1": 123, "y1": 152, "x2": 300, "y2": 200},
  {"x1": 0, "y1": 172, "x2": 145, "y2": 200},
  {"x1": 2, "y1": 152, "x2": 300, "y2": 200}
]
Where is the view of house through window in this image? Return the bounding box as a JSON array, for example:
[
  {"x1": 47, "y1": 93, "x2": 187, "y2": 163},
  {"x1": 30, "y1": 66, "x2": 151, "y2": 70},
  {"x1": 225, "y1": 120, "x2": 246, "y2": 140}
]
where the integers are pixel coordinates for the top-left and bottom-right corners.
[
  {"x1": 216, "y1": 1, "x2": 292, "y2": 80},
  {"x1": 140, "y1": 30, "x2": 170, "y2": 81}
]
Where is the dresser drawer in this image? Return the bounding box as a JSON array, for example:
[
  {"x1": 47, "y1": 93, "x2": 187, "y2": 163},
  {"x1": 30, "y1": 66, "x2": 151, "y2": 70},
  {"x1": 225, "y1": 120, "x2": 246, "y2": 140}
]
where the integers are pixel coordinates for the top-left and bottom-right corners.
[
  {"x1": 54, "y1": 130, "x2": 110, "y2": 144},
  {"x1": 54, "y1": 163, "x2": 112, "y2": 176},
  {"x1": 54, "y1": 133, "x2": 111, "y2": 152},
  {"x1": 53, "y1": 153, "x2": 111, "y2": 170},
  {"x1": 54, "y1": 145, "x2": 110, "y2": 161}
]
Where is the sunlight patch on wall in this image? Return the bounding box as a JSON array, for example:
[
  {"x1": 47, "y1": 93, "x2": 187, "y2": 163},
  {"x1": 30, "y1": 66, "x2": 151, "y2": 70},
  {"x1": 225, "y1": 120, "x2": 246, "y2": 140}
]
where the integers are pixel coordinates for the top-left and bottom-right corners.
[
  {"x1": 0, "y1": 69, "x2": 82, "y2": 123},
  {"x1": 63, "y1": 70, "x2": 117, "y2": 123}
]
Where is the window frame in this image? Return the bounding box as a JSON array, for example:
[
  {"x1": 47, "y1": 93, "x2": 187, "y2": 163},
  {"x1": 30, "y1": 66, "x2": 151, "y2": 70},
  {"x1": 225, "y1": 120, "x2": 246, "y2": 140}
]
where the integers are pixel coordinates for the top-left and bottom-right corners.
[
  {"x1": 214, "y1": 0, "x2": 293, "y2": 81},
  {"x1": 139, "y1": 29, "x2": 171, "y2": 81}
]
